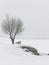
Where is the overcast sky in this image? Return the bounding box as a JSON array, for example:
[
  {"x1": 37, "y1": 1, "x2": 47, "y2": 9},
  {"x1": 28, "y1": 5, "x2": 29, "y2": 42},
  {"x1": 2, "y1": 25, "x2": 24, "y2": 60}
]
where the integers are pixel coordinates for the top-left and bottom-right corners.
[{"x1": 0, "y1": 0, "x2": 49, "y2": 39}]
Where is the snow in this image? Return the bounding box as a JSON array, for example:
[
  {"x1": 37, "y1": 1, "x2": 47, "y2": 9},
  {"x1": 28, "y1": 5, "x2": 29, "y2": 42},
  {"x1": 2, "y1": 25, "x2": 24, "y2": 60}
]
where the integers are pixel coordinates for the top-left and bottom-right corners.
[{"x1": 0, "y1": 37, "x2": 49, "y2": 65}]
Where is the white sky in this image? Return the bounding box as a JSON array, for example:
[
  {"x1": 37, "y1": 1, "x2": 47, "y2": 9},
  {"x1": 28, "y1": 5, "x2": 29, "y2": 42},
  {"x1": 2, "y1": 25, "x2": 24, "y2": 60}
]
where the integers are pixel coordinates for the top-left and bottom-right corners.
[{"x1": 0, "y1": 0, "x2": 49, "y2": 39}]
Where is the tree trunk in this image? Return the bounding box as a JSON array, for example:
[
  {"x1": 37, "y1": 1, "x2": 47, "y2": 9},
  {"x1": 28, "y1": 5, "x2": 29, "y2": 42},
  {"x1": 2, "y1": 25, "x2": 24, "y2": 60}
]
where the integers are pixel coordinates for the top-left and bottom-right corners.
[
  {"x1": 10, "y1": 38, "x2": 14, "y2": 44},
  {"x1": 10, "y1": 35, "x2": 15, "y2": 44},
  {"x1": 12, "y1": 39, "x2": 14, "y2": 44}
]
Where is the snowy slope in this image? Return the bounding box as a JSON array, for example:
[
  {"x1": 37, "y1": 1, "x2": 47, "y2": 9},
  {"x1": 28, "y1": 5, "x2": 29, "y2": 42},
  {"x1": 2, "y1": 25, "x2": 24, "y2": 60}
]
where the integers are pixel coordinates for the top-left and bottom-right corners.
[{"x1": 0, "y1": 37, "x2": 49, "y2": 65}]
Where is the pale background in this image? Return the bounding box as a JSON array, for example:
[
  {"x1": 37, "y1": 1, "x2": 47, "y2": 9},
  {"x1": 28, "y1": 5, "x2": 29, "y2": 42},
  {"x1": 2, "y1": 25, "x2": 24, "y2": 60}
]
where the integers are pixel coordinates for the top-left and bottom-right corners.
[{"x1": 0, "y1": 0, "x2": 49, "y2": 39}]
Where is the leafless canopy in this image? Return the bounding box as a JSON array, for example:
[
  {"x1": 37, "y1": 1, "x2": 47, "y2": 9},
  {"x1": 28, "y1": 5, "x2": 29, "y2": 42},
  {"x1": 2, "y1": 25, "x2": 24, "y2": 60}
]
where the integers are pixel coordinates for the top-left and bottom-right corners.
[{"x1": 1, "y1": 15, "x2": 24, "y2": 44}]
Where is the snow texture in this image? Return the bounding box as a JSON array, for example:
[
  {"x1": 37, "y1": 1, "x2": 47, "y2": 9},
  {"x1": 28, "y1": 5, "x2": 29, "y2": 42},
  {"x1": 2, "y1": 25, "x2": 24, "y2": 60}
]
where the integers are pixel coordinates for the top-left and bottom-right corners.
[{"x1": 0, "y1": 37, "x2": 49, "y2": 65}]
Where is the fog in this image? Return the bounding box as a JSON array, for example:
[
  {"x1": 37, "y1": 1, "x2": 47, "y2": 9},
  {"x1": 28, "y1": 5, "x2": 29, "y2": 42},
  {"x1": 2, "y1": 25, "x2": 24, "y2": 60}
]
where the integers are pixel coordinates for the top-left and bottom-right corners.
[{"x1": 0, "y1": 0, "x2": 49, "y2": 39}]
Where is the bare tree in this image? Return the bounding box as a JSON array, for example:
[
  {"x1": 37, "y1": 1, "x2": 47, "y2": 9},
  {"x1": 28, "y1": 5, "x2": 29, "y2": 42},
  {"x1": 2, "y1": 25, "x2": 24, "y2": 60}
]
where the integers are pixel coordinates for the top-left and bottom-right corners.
[{"x1": 1, "y1": 15, "x2": 24, "y2": 44}]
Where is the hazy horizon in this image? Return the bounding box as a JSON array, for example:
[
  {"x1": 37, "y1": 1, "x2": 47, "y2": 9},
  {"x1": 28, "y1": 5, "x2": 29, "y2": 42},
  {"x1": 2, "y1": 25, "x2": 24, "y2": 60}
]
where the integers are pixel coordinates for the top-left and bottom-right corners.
[{"x1": 0, "y1": 0, "x2": 49, "y2": 39}]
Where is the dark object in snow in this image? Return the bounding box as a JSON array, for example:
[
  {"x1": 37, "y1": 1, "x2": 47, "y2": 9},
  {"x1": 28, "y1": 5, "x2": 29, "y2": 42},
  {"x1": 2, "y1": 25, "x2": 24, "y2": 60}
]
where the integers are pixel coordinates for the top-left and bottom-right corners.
[
  {"x1": 25, "y1": 49, "x2": 30, "y2": 52},
  {"x1": 15, "y1": 41, "x2": 21, "y2": 45},
  {"x1": 20, "y1": 46, "x2": 40, "y2": 55},
  {"x1": 47, "y1": 54, "x2": 49, "y2": 55}
]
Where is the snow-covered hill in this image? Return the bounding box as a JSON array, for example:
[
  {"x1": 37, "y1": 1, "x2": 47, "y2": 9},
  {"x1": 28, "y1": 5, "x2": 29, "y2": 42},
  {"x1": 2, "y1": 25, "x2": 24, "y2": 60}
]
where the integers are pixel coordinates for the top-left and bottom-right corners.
[{"x1": 0, "y1": 37, "x2": 49, "y2": 65}]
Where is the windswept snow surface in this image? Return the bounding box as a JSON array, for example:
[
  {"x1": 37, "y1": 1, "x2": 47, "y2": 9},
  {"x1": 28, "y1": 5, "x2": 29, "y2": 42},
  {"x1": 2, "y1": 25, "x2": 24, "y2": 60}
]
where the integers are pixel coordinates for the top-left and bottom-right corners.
[{"x1": 0, "y1": 38, "x2": 49, "y2": 65}]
